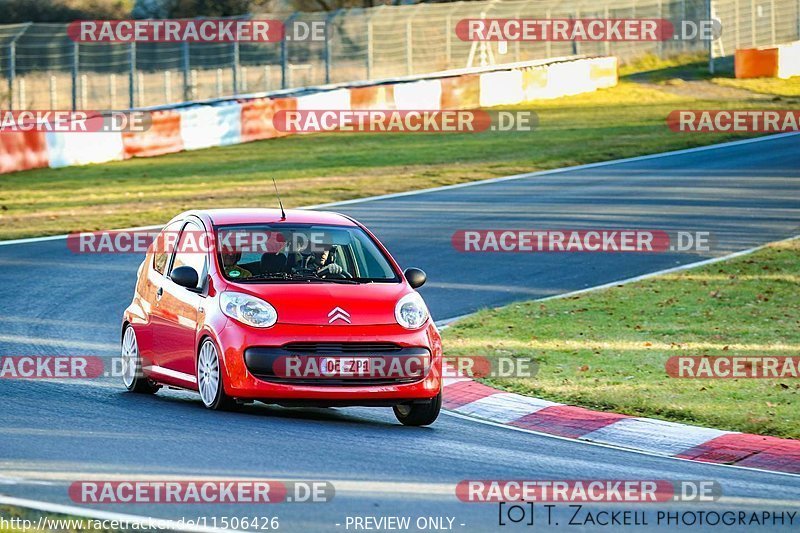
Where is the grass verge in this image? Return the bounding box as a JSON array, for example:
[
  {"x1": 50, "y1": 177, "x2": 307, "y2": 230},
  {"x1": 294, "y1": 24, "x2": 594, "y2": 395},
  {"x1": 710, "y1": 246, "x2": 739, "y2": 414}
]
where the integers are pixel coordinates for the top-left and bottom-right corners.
[
  {"x1": 0, "y1": 505, "x2": 123, "y2": 532},
  {"x1": 443, "y1": 238, "x2": 800, "y2": 439},
  {"x1": 0, "y1": 62, "x2": 791, "y2": 240},
  {"x1": 712, "y1": 76, "x2": 800, "y2": 97}
]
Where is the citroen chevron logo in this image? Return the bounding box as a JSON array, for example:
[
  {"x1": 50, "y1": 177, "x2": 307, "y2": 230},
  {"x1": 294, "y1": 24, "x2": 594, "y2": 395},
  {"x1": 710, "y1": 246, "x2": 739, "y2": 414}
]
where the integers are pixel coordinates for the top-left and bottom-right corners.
[{"x1": 327, "y1": 306, "x2": 351, "y2": 324}]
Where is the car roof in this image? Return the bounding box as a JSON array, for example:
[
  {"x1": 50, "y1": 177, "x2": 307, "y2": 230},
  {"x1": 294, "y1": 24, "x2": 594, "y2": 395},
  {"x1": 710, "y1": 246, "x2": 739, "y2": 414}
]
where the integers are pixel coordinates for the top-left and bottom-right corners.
[{"x1": 180, "y1": 208, "x2": 358, "y2": 227}]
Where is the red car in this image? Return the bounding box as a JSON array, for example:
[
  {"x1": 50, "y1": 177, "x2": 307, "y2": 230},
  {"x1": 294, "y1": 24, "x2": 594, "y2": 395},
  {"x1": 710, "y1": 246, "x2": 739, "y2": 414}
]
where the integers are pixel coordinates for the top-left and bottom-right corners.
[{"x1": 121, "y1": 208, "x2": 442, "y2": 426}]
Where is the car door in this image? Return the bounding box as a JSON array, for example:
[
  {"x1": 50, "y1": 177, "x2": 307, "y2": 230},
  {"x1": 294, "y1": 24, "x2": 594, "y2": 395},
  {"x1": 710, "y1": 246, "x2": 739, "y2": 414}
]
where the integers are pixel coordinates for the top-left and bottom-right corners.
[
  {"x1": 150, "y1": 219, "x2": 208, "y2": 384},
  {"x1": 137, "y1": 219, "x2": 183, "y2": 367}
]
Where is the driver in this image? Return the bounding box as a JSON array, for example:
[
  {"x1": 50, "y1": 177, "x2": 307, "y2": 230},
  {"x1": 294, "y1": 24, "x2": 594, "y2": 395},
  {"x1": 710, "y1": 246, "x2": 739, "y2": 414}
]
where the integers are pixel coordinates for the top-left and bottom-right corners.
[
  {"x1": 220, "y1": 251, "x2": 252, "y2": 279},
  {"x1": 308, "y1": 239, "x2": 344, "y2": 276}
]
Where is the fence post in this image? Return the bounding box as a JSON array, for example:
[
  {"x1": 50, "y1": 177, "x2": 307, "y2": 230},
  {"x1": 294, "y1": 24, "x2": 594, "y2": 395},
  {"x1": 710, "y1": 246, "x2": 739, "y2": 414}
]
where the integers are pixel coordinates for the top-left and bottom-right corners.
[
  {"x1": 325, "y1": 11, "x2": 340, "y2": 84},
  {"x1": 72, "y1": 41, "x2": 79, "y2": 111},
  {"x1": 182, "y1": 41, "x2": 190, "y2": 101},
  {"x1": 129, "y1": 42, "x2": 136, "y2": 109},
  {"x1": 7, "y1": 24, "x2": 30, "y2": 111},
  {"x1": 656, "y1": 0, "x2": 663, "y2": 58},
  {"x1": 366, "y1": 15, "x2": 373, "y2": 80},
  {"x1": 545, "y1": 8, "x2": 552, "y2": 57},
  {"x1": 707, "y1": 0, "x2": 715, "y2": 74},
  {"x1": 8, "y1": 42, "x2": 15, "y2": 110},
  {"x1": 572, "y1": 10, "x2": 580, "y2": 55},
  {"x1": 281, "y1": 13, "x2": 298, "y2": 89},
  {"x1": 232, "y1": 41, "x2": 240, "y2": 95},
  {"x1": 681, "y1": 0, "x2": 687, "y2": 51}
]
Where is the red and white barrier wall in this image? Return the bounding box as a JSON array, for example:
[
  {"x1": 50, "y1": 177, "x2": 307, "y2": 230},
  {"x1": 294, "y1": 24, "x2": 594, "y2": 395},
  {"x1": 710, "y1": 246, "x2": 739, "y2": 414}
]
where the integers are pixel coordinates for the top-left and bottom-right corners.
[
  {"x1": 735, "y1": 41, "x2": 800, "y2": 79},
  {"x1": 0, "y1": 56, "x2": 618, "y2": 175}
]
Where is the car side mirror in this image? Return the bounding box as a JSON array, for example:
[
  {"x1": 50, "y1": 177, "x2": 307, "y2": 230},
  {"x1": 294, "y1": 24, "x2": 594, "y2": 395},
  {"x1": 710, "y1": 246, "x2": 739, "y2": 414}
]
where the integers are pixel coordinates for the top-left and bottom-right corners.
[
  {"x1": 171, "y1": 265, "x2": 199, "y2": 289},
  {"x1": 404, "y1": 267, "x2": 426, "y2": 289}
]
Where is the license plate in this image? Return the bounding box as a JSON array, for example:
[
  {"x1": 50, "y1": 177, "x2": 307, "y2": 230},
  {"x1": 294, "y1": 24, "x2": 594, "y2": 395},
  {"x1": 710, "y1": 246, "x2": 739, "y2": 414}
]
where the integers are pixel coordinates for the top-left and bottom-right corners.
[{"x1": 319, "y1": 357, "x2": 371, "y2": 377}]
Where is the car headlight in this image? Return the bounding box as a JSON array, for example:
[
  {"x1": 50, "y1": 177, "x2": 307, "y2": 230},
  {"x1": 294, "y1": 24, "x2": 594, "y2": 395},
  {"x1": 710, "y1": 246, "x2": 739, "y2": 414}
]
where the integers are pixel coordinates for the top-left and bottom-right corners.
[
  {"x1": 395, "y1": 292, "x2": 429, "y2": 329},
  {"x1": 220, "y1": 291, "x2": 277, "y2": 328}
]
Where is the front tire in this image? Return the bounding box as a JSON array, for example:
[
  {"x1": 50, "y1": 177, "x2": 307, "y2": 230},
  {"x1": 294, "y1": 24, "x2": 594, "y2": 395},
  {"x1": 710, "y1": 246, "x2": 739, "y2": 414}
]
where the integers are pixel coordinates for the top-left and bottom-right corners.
[
  {"x1": 393, "y1": 392, "x2": 441, "y2": 426},
  {"x1": 197, "y1": 339, "x2": 237, "y2": 411},
  {"x1": 121, "y1": 325, "x2": 159, "y2": 394}
]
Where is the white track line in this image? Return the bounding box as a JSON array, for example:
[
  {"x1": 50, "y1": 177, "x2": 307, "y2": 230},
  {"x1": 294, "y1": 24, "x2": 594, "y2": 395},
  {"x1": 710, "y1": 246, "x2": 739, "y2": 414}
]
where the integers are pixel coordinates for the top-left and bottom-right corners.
[{"x1": 1, "y1": 131, "x2": 798, "y2": 247}]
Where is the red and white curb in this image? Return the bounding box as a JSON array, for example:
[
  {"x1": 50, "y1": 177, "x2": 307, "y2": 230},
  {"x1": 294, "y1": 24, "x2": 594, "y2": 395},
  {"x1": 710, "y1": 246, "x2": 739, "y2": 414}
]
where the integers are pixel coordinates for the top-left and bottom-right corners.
[{"x1": 441, "y1": 377, "x2": 800, "y2": 474}]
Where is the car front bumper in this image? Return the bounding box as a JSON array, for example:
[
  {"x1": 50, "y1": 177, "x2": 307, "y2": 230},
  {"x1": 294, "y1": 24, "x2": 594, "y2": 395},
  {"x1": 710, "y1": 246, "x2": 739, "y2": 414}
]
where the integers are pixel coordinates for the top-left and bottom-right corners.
[{"x1": 215, "y1": 320, "x2": 442, "y2": 404}]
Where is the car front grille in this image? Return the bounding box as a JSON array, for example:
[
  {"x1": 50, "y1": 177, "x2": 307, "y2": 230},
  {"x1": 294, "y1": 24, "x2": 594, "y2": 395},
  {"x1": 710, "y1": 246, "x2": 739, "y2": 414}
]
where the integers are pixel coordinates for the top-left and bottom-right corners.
[{"x1": 281, "y1": 342, "x2": 402, "y2": 354}]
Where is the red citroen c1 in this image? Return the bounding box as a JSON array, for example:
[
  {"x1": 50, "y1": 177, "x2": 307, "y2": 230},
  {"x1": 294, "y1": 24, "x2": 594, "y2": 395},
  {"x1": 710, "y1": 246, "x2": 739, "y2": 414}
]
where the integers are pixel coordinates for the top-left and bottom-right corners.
[{"x1": 121, "y1": 208, "x2": 442, "y2": 426}]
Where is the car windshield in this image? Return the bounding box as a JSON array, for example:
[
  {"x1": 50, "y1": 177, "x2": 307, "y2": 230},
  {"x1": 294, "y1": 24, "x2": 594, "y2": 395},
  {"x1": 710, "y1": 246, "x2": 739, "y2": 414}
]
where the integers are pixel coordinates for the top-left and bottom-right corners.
[{"x1": 215, "y1": 224, "x2": 399, "y2": 283}]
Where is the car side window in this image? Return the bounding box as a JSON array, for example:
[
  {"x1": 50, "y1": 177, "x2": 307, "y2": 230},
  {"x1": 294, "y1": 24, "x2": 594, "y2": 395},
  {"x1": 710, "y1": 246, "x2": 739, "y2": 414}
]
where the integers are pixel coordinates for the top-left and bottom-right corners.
[
  {"x1": 169, "y1": 221, "x2": 207, "y2": 289},
  {"x1": 153, "y1": 221, "x2": 183, "y2": 275}
]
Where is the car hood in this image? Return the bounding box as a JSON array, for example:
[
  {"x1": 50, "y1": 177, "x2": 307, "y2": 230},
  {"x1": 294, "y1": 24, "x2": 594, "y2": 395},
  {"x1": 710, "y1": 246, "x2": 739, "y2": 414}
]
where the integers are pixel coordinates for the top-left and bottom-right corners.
[{"x1": 226, "y1": 282, "x2": 413, "y2": 326}]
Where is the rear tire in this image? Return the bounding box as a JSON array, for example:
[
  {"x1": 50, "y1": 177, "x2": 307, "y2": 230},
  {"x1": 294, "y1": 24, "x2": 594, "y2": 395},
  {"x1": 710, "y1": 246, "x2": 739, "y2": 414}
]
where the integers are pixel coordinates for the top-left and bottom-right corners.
[
  {"x1": 197, "y1": 339, "x2": 237, "y2": 411},
  {"x1": 121, "y1": 325, "x2": 159, "y2": 394},
  {"x1": 393, "y1": 392, "x2": 441, "y2": 426}
]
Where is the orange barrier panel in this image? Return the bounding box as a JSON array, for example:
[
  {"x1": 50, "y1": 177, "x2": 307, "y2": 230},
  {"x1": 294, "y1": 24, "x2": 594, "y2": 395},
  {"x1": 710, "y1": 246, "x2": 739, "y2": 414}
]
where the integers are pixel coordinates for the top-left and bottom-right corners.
[
  {"x1": 122, "y1": 110, "x2": 183, "y2": 159},
  {"x1": 735, "y1": 47, "x2": 780, "y2": 78},
  {"x1": 440, "y1": 75, "x2": 480, "y2": 110},
  {"x1": 349, "y1": 85, "x2": 395, "y2": 110},
  {"x1": 240, "y1": 97, "x2": 298, "y2": 143},
  {"x1": 0, "y1": 131, "x2": 48, "y2": 174}
]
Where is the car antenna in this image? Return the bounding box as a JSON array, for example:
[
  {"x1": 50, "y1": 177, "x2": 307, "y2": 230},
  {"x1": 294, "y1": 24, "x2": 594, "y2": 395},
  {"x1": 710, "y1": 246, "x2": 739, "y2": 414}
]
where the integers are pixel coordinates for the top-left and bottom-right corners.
[{"x1": 271, "y1": 176, "x2": 286, "y2": 220}]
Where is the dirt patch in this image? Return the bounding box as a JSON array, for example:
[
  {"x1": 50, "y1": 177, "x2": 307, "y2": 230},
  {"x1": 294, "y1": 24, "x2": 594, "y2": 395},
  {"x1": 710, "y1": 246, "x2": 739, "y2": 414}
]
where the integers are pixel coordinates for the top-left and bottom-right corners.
[{"x1": 636, "y1": 79, "x2": 775, "y2": 101}]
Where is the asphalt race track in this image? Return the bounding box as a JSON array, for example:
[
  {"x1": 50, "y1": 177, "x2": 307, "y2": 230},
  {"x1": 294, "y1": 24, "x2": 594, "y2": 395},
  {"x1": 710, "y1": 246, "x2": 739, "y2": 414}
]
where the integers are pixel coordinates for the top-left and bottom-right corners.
[{"x1": 1, "y1": 134, "x2": 799, "y2": 531}]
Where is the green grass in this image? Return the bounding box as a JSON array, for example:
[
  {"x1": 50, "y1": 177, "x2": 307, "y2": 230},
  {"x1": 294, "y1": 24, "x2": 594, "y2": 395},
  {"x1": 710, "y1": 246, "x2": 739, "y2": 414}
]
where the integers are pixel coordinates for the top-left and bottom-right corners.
[
  {"x1": 0, "y1": 505, "x2": 122, "y2": 532},
  {"x1": 712, "y1": 76, "x2": 800, "y2": 97},
  {"x1": 0, "y1": 72, "x2": 791, "y2": 239},
  {"x1": 620, "y1": 52, "x2": 715, "y2": 81},
  {"x1": 443, "y1": 238, "x2": 800, "y2": 439}
]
